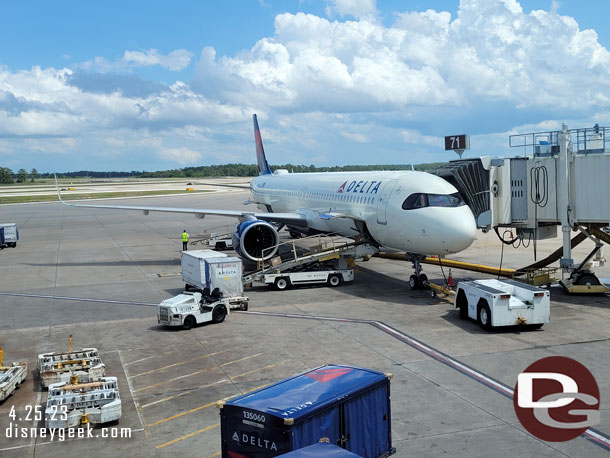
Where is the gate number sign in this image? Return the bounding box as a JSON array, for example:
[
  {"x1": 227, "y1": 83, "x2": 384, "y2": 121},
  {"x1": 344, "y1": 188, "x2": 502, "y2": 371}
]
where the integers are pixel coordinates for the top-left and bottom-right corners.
[{"x1": 444, "y1": 134, "x2": 470, "y2": 151}]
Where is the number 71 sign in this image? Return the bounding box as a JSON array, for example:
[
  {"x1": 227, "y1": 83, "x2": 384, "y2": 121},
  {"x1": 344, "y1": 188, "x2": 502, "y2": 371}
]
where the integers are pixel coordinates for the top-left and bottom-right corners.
[{"x1": 444, "y1": 134, "x2": 470, "y2": 151}]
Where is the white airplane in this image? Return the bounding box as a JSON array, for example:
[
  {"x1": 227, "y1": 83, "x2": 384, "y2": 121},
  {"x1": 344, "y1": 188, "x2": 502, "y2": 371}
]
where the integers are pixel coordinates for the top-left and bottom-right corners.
[{"x1": 58, "y1": 114, "x2": 477, "y2": 288}]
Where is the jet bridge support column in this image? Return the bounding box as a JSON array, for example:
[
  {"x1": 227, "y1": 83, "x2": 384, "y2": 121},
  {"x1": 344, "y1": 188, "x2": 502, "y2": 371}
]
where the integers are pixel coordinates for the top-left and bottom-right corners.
[{"x1": 558, "y1": 123, "x2": 574, "y2": 271}]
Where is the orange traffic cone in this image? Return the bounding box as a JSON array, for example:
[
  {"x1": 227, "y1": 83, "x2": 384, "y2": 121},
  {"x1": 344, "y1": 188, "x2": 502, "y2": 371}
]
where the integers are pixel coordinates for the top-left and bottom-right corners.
[{"x1": 447, "y1": 268, "x2": 454, "y2": 288}]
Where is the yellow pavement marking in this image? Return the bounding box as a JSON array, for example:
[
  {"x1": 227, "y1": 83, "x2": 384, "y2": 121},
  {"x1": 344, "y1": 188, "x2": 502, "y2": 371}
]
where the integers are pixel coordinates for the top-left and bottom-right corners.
[
  {"x1": 220, "y1": 352, "x2": 264, "y2": 367},
  {"x1": 230, "y1": 361, "x2": 287, "y2": 381},
  {"x1": 205, "y1": 452, "x2": 221, "y2": 458},
  {"x1": 156, "y1": 423, "x2": 219, "y2": 449},
  {"x1": 130, "y1": 349, "x2": 230, "y2": 378},
  {"x1": 147, "y1": 383, "x2": 269, "y2": 427},
  {"x1": 140, "y1": 379, "x2": 227, "y2": 409}
]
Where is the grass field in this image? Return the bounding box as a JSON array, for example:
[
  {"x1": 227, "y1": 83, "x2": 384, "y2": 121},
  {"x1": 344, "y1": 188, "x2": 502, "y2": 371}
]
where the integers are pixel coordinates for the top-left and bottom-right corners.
[{"x1": 0, "y1": 189, "x2": 211, "y2": 204}]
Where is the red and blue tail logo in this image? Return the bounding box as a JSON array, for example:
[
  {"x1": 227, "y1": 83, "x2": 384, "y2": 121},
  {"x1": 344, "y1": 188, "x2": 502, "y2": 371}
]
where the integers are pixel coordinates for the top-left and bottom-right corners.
[{"x1": 253, "y1": 114, "x2": 272, "y2": 176}]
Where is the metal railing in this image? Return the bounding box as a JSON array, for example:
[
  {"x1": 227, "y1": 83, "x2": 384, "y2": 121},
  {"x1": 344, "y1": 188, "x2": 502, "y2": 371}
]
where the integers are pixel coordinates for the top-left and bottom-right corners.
[
  {"x1": 258, "y1": 232, "x2": 358, "y2": 274},
  {"x1": 509, "y1": 125, "x2": 609, "y2": 155}
]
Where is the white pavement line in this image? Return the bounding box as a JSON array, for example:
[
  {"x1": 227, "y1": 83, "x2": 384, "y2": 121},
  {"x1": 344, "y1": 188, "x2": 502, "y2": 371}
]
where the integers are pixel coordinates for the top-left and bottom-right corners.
[
  {"x1": 27, "y1": 388, "x2": 44, "y2": 455},
  {"x1": 0, "y1": 291, "x2": 157, "y2": 306},
  {"x1": 118, "y1": 349, "x2": 145, "y2": 429},
  {"x1": 124, "y1": 355, "x2": 155, "y2": 366}
]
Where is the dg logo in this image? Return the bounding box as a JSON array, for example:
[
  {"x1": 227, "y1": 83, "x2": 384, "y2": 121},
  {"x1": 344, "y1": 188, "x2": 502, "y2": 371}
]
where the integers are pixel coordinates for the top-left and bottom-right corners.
[{"x1": 513, "y1": 356, "x2": 600, "y2": 442}]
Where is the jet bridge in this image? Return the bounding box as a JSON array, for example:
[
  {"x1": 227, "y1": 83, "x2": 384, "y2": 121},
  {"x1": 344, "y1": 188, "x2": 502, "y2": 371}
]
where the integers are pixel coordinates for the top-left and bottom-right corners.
[{"x1": 434, "y1": 123, "x2": 610, "y2": 293}]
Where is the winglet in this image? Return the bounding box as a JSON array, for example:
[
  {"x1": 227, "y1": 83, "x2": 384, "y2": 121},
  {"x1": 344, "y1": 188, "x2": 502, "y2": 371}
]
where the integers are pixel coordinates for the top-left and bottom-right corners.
[
  {"x1": 253, "y1": 114, "x2": 272, "y2": 175},
  {"x1": 55, "y1": 174, "x2": 69, "y2": 205}
]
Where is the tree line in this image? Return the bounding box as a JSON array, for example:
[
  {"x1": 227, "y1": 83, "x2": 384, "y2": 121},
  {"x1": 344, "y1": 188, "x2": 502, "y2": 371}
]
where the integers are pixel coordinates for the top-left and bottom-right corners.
[
  {"x1": 0, "y1": 162, "x2": 447, "y2": 183},
  {"x1": 0, "y1": 168, "x2": 38, "y2": 184}
]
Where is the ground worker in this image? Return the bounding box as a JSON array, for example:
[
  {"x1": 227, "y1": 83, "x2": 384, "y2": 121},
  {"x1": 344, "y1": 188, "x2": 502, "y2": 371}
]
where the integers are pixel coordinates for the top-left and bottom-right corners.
[{"x1": 182, "y1": 230, "x2": 189, "y2": 251}]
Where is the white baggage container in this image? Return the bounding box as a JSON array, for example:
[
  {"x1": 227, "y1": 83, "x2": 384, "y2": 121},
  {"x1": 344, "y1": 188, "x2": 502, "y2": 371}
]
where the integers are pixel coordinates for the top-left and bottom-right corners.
[
  {"x1": 181, "y1": 249, "x2": 227, "y2": 289},
  {"x1": 181, "y1": 250, "x2": 243, "y2": 297},
  {"x1": 0, "y1": 223, "x2": 18, "y2": 248},
  {"x1": 45, "y1": 377, "x2": 121, "y2": 428}
]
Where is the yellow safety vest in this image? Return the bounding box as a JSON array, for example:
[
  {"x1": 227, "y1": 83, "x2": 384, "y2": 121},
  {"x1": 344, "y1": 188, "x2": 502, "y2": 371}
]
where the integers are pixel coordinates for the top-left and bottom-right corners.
[{"x1": 182, "y1": 232, "x2": 189, "y2": 242}]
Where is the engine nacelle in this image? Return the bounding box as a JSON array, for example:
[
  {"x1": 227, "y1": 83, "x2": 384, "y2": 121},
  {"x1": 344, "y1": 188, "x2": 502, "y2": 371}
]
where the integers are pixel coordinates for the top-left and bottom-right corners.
[{"x1": 232, "y1": 220, "x2": 279, "y2": 262}]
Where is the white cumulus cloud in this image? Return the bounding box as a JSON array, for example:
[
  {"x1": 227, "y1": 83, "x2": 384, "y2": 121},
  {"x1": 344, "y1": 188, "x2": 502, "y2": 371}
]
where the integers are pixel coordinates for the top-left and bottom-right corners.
[
  {"x1": 325, "y1": 0, "x2": 377, "y2": 19},
  {"x1": 158, "y1": 146, "x2": 201, "y2": 164},
  {"x1": 123, "y1": 49, "x2": 193, "y2": 71},
  {"x1": 194, "y1": 0, "x2": 610, "y2": 115},
  {"x1": 79, "y1": 48, "x2": 193, "y2": 73}
]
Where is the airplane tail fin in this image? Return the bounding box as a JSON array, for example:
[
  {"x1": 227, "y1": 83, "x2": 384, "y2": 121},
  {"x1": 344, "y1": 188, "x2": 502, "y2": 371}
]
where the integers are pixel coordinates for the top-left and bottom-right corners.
[{"x1": 253, "y1": 114, "x2": 272, "y2": 176}]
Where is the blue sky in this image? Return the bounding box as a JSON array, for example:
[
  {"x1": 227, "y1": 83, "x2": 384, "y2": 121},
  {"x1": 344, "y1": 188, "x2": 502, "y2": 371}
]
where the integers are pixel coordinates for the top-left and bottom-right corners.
[{"x1": 1, "y1": 0, "x2": 610, "y2": 172}]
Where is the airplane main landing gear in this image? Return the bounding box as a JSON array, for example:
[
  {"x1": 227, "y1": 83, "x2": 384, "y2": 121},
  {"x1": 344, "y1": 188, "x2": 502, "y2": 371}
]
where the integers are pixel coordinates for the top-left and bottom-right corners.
[{"x1": 408, "y1": 255, "x2": 429, "y2": 290}]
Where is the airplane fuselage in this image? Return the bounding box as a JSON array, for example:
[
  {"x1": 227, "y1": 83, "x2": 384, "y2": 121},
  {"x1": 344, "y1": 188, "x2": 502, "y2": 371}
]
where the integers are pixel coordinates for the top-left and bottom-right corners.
[{"x1": 250, "y1": 170, "x2": 477, "y2": 256}]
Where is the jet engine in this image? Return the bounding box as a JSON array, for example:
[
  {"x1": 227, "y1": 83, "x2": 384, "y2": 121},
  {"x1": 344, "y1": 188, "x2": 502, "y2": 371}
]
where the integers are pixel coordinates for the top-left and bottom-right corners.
[{"x1": 232, "y1": 220, "x2": 279, "y2": 262}]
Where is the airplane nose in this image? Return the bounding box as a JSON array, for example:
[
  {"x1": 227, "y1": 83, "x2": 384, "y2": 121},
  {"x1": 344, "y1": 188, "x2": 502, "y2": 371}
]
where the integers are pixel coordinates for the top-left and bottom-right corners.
[{"x1": 449, "y1": 207, "x2": 477, "y2": 252}]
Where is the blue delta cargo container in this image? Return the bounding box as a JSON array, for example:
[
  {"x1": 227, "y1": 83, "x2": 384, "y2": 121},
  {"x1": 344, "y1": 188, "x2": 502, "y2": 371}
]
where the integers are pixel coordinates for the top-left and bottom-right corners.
[{"x1": 219, "y1": 365, "x2": 394, "y2": 458}]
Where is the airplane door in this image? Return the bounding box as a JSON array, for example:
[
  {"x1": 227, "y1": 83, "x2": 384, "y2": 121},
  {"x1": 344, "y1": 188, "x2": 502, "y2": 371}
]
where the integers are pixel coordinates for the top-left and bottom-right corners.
[{"x1": 377, "y1": 180, "x2": 397, "y2": 225}]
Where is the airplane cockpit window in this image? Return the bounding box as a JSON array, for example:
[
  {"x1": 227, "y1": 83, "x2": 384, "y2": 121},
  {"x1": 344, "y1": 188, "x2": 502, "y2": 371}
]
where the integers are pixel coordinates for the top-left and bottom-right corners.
[{"x1": 402, "y1": 192, "x2": 465, "y2": 210}]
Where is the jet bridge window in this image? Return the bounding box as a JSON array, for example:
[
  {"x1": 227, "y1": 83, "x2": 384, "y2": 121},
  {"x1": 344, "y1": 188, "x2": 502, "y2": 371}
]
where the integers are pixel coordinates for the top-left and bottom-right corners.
[{"x1": 402, "y1": 192, "x2": 465, "y2": 210}]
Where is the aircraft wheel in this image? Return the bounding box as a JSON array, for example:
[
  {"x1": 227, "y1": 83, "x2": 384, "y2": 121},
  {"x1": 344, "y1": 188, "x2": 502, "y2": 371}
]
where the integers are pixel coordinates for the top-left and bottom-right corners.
[
  {"x1": 419, "y1": 274, "x2": 429, "y2": 289},
  {"x1": 183, "y1": 315, "x2": 196, "y2": 330},
  {"x1": 409, "y1": 275, "x2": 420, "y2": 289},
  {"x1": 212, "y1": 305, "x2": 227, "y2": 323}
]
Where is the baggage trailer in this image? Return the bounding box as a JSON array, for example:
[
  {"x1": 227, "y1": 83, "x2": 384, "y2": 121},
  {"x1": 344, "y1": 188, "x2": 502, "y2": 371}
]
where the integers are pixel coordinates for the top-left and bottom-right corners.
[
  {"x1": 219, "y1": 365, "x2": 395, "y2": 458},
  {"x1": 45, "y1": 377, "x2": 121, "y2": 428},
  {"x1": 158, "y1": 291, "x2": 248, "y2": 330},
  {"x1": 182, "y1": 250, "x2": 244, "y2": 305},
  {"x1": 264, "y1": 269, "x2": 354, "y2": 290},
  {"x1": 0, "y1": 349, "x2": 27, "y2": 402},
  {"x1": 0, "y1": 223, "x2": 19, "y2": 248},
  {"x1": 455, "y1": 279, "x2": 550, "y2": 330},
  {"x1": 37, "y1": 348, "x2": 106, "y2": 389}
]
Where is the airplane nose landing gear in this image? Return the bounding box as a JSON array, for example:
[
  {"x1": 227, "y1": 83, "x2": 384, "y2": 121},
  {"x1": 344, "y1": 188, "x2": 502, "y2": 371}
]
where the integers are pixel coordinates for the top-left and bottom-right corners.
[{"x1": 408, "y1": 254, "x2": 429, "y2": 290}]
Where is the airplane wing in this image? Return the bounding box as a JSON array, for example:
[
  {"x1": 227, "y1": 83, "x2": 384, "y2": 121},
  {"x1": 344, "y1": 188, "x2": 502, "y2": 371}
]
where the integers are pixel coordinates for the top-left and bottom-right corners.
[
  {"x1": 55, "y1": 177, "x2": 365, "y2": 228},
  {"x1": 55, "y1": 177, "x2": 308, "y2": 226},
  {"x1": 194, "y1": 181, "x2": 251, "y2": 189},
  {"x1": 58, "y1": 197, "x2": 308, "y2": 226}
]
